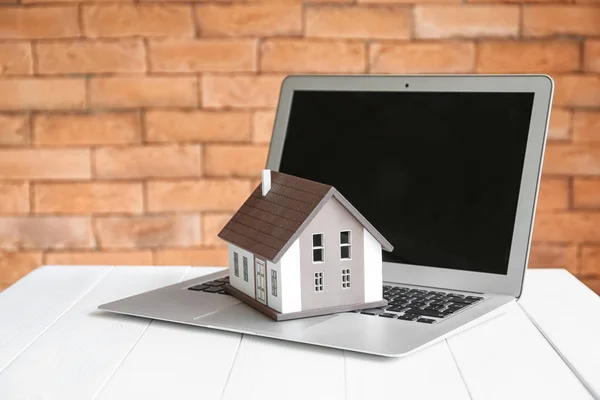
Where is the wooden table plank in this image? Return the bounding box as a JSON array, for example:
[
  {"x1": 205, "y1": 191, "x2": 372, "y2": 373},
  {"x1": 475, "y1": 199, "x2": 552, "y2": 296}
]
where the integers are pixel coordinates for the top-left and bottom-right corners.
[
  {"x1": 345, "y1": 341, "x2": 471, "y2": 400},
  {"x1": 446, "y1": 303, "x2": 593, "y2": 400},
  {"x1": 0, "y1": 266, "x2": 189, "y2": 400},
  {"x1": 222, "y1": 335, "x2": 346, "y2": 400},
  {"x1": 520, "y1": 269, "x2": 600, "y2": 399},
  {"x1": 0, "y1": 266, "x2": 111, "y2": 371},
  {"x1": 95, "y1": 266, "x2": 242, "y2": 400},
  {"x1": 96, "y1": 321, "x2": 241, "y2": 400}
]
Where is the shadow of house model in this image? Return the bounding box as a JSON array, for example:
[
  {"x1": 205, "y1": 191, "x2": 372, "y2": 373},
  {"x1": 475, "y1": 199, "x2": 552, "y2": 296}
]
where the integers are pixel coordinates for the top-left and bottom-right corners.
[{"x1": 218, "y1": 170, "x2": 394, "y2": 321}]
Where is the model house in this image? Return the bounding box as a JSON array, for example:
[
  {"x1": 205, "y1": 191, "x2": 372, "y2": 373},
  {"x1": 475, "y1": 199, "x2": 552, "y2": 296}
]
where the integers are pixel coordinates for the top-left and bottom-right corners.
[{"x1": 218, "y1": 170, "x2": 393, "y2": 321}]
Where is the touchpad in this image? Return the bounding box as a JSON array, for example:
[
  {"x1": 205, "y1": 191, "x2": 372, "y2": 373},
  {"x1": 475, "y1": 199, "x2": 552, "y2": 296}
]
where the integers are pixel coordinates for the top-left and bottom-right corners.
[{"x1": 196, "y1": 303, "x2": 338, "y2": 339}]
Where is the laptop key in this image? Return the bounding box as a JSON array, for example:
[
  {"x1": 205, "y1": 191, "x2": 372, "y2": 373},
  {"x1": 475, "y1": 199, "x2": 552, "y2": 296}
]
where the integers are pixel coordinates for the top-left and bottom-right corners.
[
  {"x1": 397, "y1": 315, "x2": 417, "y2": 321},
  {"x1": 204, "y1": 281, "x2": 226, "y2": 287},
  {"x1": 203, "y1": 286, "x2": 223, "y2": 293},
  {"x1": 188, "y1": 284, "x2": 209, "y2": 291},
  {"x1": 417, "y1": 318, "x2": 436, "y2": 324},
  {"x1": 465, "y1": 296, "x2": 483, "y2": 301},
  {"x1": 406, "y1": 308, "x2": 445, "y2": 318},
  {"x1": 379, "y1": 313, "x2": 398, "y2": 318},
  {"x1": 361, "y1": 308, "x2": 385, "y2": 315}
]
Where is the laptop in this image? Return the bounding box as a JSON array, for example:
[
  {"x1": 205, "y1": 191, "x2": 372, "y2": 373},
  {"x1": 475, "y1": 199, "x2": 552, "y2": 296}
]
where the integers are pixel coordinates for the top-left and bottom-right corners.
[{"x1": 99, "y1": 75, "x2": 553, "y2": 357}]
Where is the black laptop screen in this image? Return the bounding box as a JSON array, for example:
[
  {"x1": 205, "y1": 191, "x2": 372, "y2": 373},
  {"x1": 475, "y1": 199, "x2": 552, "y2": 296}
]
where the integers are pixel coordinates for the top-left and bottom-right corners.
[{"x1": 279, "y1": 90, "x2": 535, "y2": 275}]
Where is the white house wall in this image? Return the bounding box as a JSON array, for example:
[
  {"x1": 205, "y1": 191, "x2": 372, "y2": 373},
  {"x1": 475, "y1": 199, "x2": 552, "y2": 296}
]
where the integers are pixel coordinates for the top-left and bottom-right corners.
[
  {"x1": 280, "y1": 238, "x2": 302, "y2": 313},
  {"x1": 363, "y1": 229, "x2": 383, "y2": 302},
  {"x1": 228, "y1": 243, "x2": 255, "y2": 299}
]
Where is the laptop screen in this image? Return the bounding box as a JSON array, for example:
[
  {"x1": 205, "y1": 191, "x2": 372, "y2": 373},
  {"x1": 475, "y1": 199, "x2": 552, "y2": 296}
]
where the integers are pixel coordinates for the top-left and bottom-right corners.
[{"x1": 279, "y1": 90, "x2": 535, "y2": 275}]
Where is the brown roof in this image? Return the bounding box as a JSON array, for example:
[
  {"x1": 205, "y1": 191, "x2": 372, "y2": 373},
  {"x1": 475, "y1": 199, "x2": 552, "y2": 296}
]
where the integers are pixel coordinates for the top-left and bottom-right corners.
[{"x1": 218, "y1": 171, "x2": 393, "y2": 263}]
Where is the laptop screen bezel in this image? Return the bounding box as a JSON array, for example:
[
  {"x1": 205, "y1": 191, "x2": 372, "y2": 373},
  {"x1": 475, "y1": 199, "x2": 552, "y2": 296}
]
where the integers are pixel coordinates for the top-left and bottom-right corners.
[{"x1": 266, "y1": 75, "x2": 553, "y2": 298}]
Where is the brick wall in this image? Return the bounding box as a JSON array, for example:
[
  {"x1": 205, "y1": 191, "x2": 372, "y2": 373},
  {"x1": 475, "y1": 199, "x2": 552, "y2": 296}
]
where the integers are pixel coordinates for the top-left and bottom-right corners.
[{"x1": 0, "y1": 0, "x2": 599, "y2": 295}]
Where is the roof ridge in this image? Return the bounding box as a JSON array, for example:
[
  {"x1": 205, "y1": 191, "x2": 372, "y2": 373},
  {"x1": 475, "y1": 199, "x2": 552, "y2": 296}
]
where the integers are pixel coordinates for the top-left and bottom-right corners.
[{"x1": 254, "y1": 185, "x2": 320, "y2": 207}]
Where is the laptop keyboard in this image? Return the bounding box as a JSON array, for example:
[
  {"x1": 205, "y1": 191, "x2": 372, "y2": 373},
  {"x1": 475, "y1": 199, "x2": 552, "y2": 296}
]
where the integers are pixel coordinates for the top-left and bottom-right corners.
[
  {"x1": 362, "y1": 285, "x2": 484, "y2": 324},
  {"x1": 188, "y1": 277, "x2": 229, "y2": 294},
  {"x1": 188, "y1": 278, "x2": 484, "y2": 324}
]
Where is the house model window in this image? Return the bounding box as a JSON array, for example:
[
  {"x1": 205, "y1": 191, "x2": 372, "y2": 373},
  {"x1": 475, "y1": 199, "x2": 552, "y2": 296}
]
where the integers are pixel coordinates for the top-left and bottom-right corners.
[
  {"x1": 233, "y1": 252, "x2": 239, "y2": 277},
  {"x1": 315, "y1": 272, "x2": 324, "y2": 292},
  {"x1": 243, "y1": 257, "x2": 248, "y2": 282},
  {"x1": 340, "y1": 231, "x2": 352, "y2": 260},
  {"x1": 342, "y1": 268, "x2": 351, "y2": 289},
  {"x1": 271, "y1": 270, "x2": 278, "y2": 297},
  {"x1": 313, "y1": 233, "x2": 324, "y2": 263}
]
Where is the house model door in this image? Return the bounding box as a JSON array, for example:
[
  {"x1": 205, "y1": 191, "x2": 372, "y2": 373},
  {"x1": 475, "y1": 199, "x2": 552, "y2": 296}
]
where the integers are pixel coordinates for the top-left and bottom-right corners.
[{"x1": 255, "y1": 259, "x2": 266, "y2": 304}]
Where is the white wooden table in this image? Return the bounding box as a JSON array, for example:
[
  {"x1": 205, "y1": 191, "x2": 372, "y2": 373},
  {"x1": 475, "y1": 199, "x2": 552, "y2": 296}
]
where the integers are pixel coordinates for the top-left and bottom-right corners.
[{"x1": 0, "y1": 266, "x2": 598, "y2": 400}]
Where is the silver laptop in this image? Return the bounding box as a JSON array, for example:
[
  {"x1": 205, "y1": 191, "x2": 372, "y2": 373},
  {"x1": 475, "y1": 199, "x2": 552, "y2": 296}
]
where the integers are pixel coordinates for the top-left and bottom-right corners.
[{"x1": 99, "y1": 75, "x2": 553, "y2": 357}]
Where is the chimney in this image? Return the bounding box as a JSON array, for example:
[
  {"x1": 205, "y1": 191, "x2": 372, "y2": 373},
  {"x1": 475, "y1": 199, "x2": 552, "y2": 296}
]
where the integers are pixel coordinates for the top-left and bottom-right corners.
[{"x1": 261, "y1": 169, "x2": 271, "y2": 196}]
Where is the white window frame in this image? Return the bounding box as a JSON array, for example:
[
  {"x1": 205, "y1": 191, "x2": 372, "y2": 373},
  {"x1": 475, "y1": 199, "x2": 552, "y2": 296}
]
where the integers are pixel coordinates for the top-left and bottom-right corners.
[
  {"x1": 342, "y1": 268, "x2": 351, "y2": 289},
  {"x1": 315, "y1": 272, "x2": 324, "y2": 292},
  {"x1": 233, "y1": 252, "x2": 239, "y2": 277},
  {"x1": 312, "y1": 233, "x2": 325, "y2": 264},
  {"x1": 243, "y1": 256, "x2": 248, "y2": 282},
  {"x1": 340, "y1": 230, "x2": 352, "y2": 261},
  {"x1": 271, "y1": 270, "x2": 277, "y2": 297}
]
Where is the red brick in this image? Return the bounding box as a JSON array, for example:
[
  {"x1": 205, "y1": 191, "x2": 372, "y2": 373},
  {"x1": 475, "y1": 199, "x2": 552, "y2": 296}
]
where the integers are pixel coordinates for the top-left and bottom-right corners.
[
  {"x1": 306, "y1": 6, "x2": 410, "y2": 39},
  {"x1": 146, "y1": 110, "x2": 250, "y2": 143},
  {"x1": 204, "y1": 145, "x2": 268, "y2": 177},
  {"x1": 0, "y1": 149, "x2": 90, "y2": 180},
  {"x1": 553, "y1": 75, "x2": 600, "y2": 108},
  {"x1": 203, "y1": 75, "x2": 285, "y2": 109},
  {"x1": 533, "y1": 212, "x2": 600, "y2": 242},
  {"x1": 573, "y1": 111, "x2": 600, "y2": 142},
  {"x1": 581, "y1": 246, "x2": 600, "y2": 277},
  {"x1": 261, "y1": 39, "x2": 365, "y2": 73},
  {"x1": 536, "y1": 177, "x2": 569, "y2": 211},
  {"x1": 370, "y1": 42, "x2": 475, "y2": 73},
  {"x1": 548, "y1": 108, "x2": 571, "y2": 141},
  {"x1": 34, "y1": 113, "x2": 140, "y2": 147},
  {"x1": 45, "y1": 250, "x2": 153, "y2": 266},
  {"x1": 196, "y1": 4, "x2": 301, "y2": 37},
  {"x1": 477, "y1": 41, "x2": 580, "y2": 73},
  {"x1": 0, "y1": 43, "x2": 32, "y2": 75},
  {"x1": 90, "y1": 77, "x2": 197, "y2": 108},
  {"x1": 0, "y1": 251, "x2": 42, "y2": 285},
  {"x1": 84, "y1": 4, "x2": 194, "y2": 38},
  {"x1": 149, "y1": 39, "x2": 256, "y2": 73},
  {"x1": 252, "y1": 111, "x2": 276, "y2": 143},
  {"x1": 95, "y1": 214, "x2": 201, "y2": 249},
  {"x1": 0, "y1": 217, "x2": 93, "y2": 250},
  {"x1": 0, "y1": 79, "x2": 85, "y2": 110},
  {"x1": 34, "y1": 183, "x2": 143, "y2": 214},
  {"x1": 36, "y1": 40, "x2": 145, "y2": 75},
  {"x1": 523, "y1": 6, "x2": 600, "y2": 37},
  {"x1": 0, "y1": 182, "x2": 29, "y2": 214},
  {"x1": 154, "y1": 248, "x2": 228, "y2": 267},
  {"x1": 147, "y1": 179, "x2": 251, "y2": 212},
  {"x1": 0, "y1": 7, "x2": 79, "y2": 39},
  {"x1": 573, "y1": 178, "x2": 600, "y2": 209},
  {"x1": 95, "y1": 145, "x2": 201, "y2": 179},
  {"x1": 415, "y1": 5, "x2": 519, "y2": 39},
  {"x1": 584, "y1": 40, "x2": 600, "y2": 73},
  {"x1": 543, "y1": 143, "x2": 600, "y2": 176},
  {"x1": 202, "y1": 213, "x2": 233, "y2": 247},
  {"x1": 360, "y1": 0, "x2": 460, "y2": 4},
  {"x1": 0, "y1": 114, "x2": 29, "y2": 146},
  {"x1": 528, "y1": 243, "x2": 577, "y2": 273}
]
